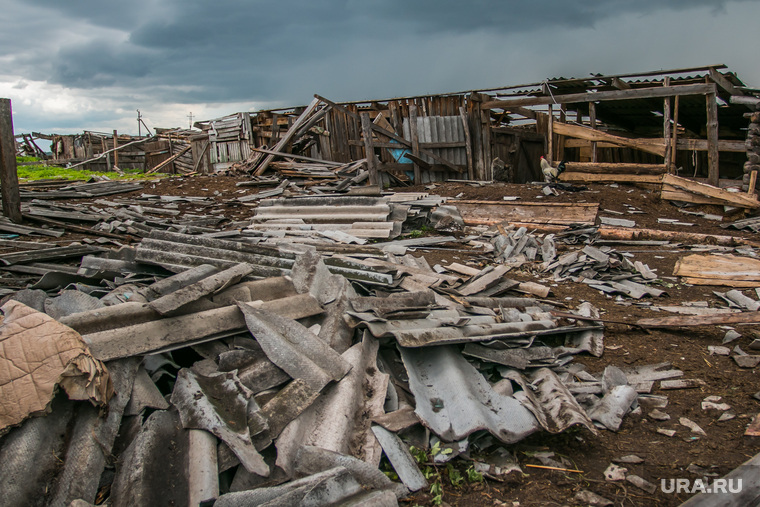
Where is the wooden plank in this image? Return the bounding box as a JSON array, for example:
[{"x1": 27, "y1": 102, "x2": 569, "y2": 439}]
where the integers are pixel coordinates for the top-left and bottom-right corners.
[
  {"x1": 706, "y1": 92, "x2": 720, "y2": 186},
  {"x1": 561, "y1": 172, "x2": 664, "y2": 184},
  {"x1": 459, "y1": 106, "x2": 474, "y2": 180},
  {"x1": 662, "y1": 174, "x2": 759, "y2": 208},
  {"x1": 564, "y1": 162, "x2": 666, "y2": 175},
  {"x1": 547, "y1": 106, "x2": 554, "y2": 163},
  {"x1": 552, "y1": 121, "x2": 666, "y2": 157},
  {"x1": 455, "y1": 200, "x2": 599, "y2": 226},
  {"x1": 708, "y1": 67, "x2": 745, "y2": 97},
  {"x1": 0, "y1": 99, "x2": 21, "y2": 222},
  {"x1": 146, "y1": 145, "x2": 192, "y2": 174},
  {"x1": 663, "y1": 88, "x2": 672, "y2": 172},
  {"x1": 360, "y1": 112, "x2": 379, "y2": 186},
  {"x1": 671, "y1": 95, "x2": 679, "y2": 169},
  {"x1": 250, "y1": 147, "x2": 343, "y2": 166},
  {"x1": 639, "y1": 311, "x2": 760, "y2": 328},
  {"x1": 482, "y1": 83, "x2": 717, "y2": 109},
  {"x1": 589, "y1": 102, "x2": 597, "y2": 163},
  {"x1": 564, "y1": 138, "x2": 746, "y2": 152},
  {"x1": 661, "y1": 188, "x2": 729, "y2": 206},
  {"x1": 112, "y1": 130, "x2": 119, "y2": 168},
  {"x1": 674, "y1": 254, "x2": 760, "y2": 283},
  {"x1": 408, "y1": 105, "x2": 421, "y2": 183}
]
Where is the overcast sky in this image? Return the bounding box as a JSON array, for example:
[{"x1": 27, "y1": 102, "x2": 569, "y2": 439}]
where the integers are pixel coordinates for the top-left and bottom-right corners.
[{"x1": 2, "y1": 0, "x2": 758, "y2": 137}]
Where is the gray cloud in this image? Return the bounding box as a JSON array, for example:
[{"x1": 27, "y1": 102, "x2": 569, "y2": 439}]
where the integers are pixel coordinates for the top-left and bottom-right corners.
[{"x1": 2, "y1": 0, "x2": 759, "y2": 134}]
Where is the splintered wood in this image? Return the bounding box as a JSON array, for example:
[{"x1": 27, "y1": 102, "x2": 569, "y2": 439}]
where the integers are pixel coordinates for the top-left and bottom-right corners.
[{"x1": 674, "y1": 254, "x2": 760, "y2": 287}]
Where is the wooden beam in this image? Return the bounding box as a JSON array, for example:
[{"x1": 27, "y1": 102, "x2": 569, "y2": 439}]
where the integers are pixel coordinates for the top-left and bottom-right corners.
[
  {"x1": 250, "y1": 147, "x2": 343, "y2": 166},
  {"x1": 552, "y1": 121, "x2": 666, "y2": 157},
  {"x1": 408, "y1": 105, "x2": 421, "y2": 183},
  {"x1": 610, "y1": 77, "x2": 631, "y2": 90},
  {"x1": 671, "y1": 95, "x2": 679, "y2": 168},
  {"x1": 0, "y1": 99, "x2": 21, "y2": 223},
  {"x1": 561, "y1": 172, "x2": 663, "y2": 184},
  {"x1": 112, "y1": 130, "x2": 119, "y2": 168},
  {"x1": 589, "y1": 102, "x2": 597, "y2": 163},
  {"x1": 730, "y1": 96, "x2": 760, "y2": 106},
  {"x1": 708, "y1": 67, "x2": 745, "y2": 96},
  {"x1": 482, "y1": 83, "x2": 717, "y2": 109},
  {"x1": 459, "y1": 106, "x2": 474, "y2": 180},
  {"x1": 503, "y1": 105, "x2": 537, "y2": 120},
  {"x1": 146, "y1": 145, "x2": 192, "y2": 174},
  {"x1": 662, "y1": 174, "x2": 758, "y2": 208},
  {"x1": 547, "y1": 105, "x2": 554, "y2": 163},
  {"x1": 564, "y1": 162, "x2": 666, "y2": 175},
  {"x1": 663, "y1": 77, "x2": 672, "y2": 173},
  {"x1": 564, "y1": 138, "x2": 746, "y2": 152},
  {"x1": 360, "y1": 112, "x2": 379, "y2": 186},
  {"x1": 706, "y1": 92, "x2": 720, "y2": 186}
]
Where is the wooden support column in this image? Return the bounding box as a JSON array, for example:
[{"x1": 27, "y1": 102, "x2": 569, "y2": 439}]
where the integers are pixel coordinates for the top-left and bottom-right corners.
[
  {"x1": 706, "y1": 91, "x2": 720, "y2": 186},
  {"x1": 271, "y1": 113, "x2": 280, "y2": 147},
  {"x1": 459, "y1": 106, "x2": 474, "y2": 180},
  {"x1": 663, "y1": 97, "x2": 672, "y2": 172},
  {"x1": 547, "y1": 104, "x2": 554, "y2": 164},
  {"x1": 113, "y1": 130, "x2": 119, "y2": 168},
  {"x1": 672, "y1": 96, "x2": 679, "y2": 169},
  {"x1": 0, "y1": 99, "x2": 21, "y2": 222},
  {"x1": 408, "y1": 105, "x2": 421, "y2": 183},
  {"x1": 481, "y1": 97, "x2": 492, "y2": 178},
  {"x1": 467, "y1": 94, "x2": 484, "y2": 179},
  {"x1": 360, "y1": 112, "x2": 379, "y2": 186},
  {"x1": 589, "y1": 102, "x2": 597, "y2": 163}
]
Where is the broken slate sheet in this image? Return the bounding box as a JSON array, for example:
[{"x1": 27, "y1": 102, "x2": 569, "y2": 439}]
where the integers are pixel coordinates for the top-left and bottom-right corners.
[
  {"x1": 0, "y1": 300, "x2": 113, "y2": 433},
  {"x1": 400, "y1": 345, "x2": 540, "y2": 442},
  {"x1": 171, "y1": 367, "x2": 269, "y2": 476}
]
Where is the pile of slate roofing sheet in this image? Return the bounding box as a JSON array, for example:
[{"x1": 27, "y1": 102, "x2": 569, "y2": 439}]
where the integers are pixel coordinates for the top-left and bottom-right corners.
[{"x1": 0, "y1": 213, "x2": 688, "y2": 506}]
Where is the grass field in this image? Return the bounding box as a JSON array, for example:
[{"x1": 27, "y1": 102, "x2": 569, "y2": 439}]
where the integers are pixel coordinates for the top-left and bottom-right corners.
[{"x1": 16, "y1": 157, "x2": 167, "y2": 181}]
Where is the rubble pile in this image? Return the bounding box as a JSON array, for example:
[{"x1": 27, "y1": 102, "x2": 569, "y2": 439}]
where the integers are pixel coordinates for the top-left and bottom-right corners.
[{"x1": 0, "y1": 208, "x2": 672, "y2": 507}]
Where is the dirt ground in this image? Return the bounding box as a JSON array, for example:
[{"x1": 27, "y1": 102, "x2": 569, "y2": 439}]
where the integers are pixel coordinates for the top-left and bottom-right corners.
[{"x1": 19, "y1": 174, "x2": 760, "y2": 506}]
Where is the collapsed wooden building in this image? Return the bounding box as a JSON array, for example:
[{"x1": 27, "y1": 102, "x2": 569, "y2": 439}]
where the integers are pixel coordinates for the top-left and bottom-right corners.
[{"x1": 24, "y1": 64, "x2": 760, "y2": 189}]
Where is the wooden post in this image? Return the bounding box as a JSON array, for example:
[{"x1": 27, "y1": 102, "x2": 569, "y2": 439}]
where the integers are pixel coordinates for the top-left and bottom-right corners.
[
  {"x1": 467, "y1": 94, "x2": 484, "y2": 179},
  {"x1": 663, "y1": 97, "x2": 672, "y2": 172},
  {"x1": 748, "y1": 171, "x2": 758, "y2": 195},
  {"x1": 0, "y1": 99, "x2": 21, "y2": 223},
  {"x1": 459, "y1": 106, "x2": 474, "y2": 180},
  {"x1": 113, "y1": 129, "x2": 119, "y2": 168},
  {"x1": 408, "y1": 105, "x2": 421, "y2": 183},
  {"x1": 360, "y1": 112, "x2": 379, "y2": 186},
  {"x1": 271, "y1": 113, "x2": 280, "y2": 147},
  {"x1": 589, "y1": 102, "x2": 597, "y2": 163},
  {"x1": 547, "y1": 104, "x2": 554, "y2": 164},
  {"x1": 480, "y1": 96, "x2": 493, "y2": 178},
  {"x1": 672, "y1": 95, "x2": 679, "y2": 169},
  {"x1": 706, "y1": 91, "x2": 719, "y2": 186}
]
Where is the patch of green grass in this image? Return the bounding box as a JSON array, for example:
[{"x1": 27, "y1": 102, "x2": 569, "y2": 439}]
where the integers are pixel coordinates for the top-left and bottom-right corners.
[{"x1": 16, "y1": 157, "x2": 168, "y2": 181}]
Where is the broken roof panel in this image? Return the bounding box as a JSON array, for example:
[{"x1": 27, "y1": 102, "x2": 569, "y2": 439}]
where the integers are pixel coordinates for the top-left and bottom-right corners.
[{"x1": 400, "y1": 345, "x2": 540, "y2": 442}]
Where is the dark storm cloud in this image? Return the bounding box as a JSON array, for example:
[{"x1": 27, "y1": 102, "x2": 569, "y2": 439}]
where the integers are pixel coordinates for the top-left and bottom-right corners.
[{"x1": 11, "y1": 0, "x2": 750, "y2": 103}]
